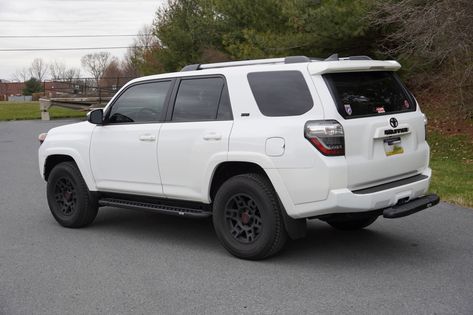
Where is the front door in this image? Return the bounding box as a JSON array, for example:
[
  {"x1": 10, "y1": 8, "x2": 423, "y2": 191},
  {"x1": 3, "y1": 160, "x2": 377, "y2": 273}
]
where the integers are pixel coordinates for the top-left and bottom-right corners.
[{"x1": 90, "y1": 80, "x2": 173, "y2": 196}]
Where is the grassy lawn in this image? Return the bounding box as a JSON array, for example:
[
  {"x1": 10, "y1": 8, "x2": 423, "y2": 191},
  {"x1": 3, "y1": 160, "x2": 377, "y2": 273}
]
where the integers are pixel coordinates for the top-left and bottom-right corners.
[
  {"x1": 429, "y1": 131, "x2": 473, "y2": 208},
  {"x1": 0, "y1": 101, "x2": 86, "y2": 121}
]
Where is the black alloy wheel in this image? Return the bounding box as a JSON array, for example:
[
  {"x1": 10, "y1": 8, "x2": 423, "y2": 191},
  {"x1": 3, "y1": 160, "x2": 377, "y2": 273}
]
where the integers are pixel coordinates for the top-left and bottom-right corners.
[
  {"x1": 47, "y1": 161, "x2": 98, "y2": 228},
  {"x1": 53, "y1": 177, "x2": 78, "y2": 217},
  {"x1": 213, "y1": 173, "x2": 287, "y2": 260},
  {"x1": 224, "y1": 193, "x2": 263, "y2": 244}
]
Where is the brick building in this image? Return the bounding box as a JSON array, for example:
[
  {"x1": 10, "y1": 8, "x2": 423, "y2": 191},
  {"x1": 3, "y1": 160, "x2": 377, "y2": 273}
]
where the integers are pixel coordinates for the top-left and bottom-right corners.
[{"x1": 0, "y1": 81, "x2": 25, "y2": 101}]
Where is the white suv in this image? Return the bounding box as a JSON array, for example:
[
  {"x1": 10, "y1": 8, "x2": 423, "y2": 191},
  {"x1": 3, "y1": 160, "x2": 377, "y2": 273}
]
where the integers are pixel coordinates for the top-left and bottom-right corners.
[{"x1": 38, "y1": 55, "x2": 439, "y2": 260}]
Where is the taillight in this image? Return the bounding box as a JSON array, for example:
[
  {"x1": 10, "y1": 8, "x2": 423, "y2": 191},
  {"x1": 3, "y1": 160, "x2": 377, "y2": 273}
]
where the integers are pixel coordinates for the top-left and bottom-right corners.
[
  {"x1": 38, "y1": 133, "x2": 47, "y2": 145},
  {"x1": 304, "y1": 120, "x2": 345, "y2": 156}
]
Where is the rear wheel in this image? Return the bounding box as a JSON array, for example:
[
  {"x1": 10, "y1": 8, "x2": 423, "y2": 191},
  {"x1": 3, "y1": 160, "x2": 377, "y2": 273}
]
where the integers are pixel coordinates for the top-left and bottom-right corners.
[
  {"x1": 212, "y1": 173, "x2": 287, "y2": 260},
  {"x1": 323, "y1": 213, "x2": 378, "y2": 231},
  {"x1": 47, "y1": 162, "x2": 98, "y2": 228}
]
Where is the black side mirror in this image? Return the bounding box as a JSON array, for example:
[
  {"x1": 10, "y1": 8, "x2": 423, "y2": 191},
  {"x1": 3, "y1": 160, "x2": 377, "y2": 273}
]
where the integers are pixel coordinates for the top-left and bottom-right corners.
[{"x1": 88, "y1": 109, "x2": 104, "y2": 125}]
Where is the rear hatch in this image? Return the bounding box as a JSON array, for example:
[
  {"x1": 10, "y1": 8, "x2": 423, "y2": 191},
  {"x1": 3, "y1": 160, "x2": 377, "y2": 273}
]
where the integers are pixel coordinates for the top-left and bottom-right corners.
[{"x1": 323, "y1": 71, "x2": 429, "y2": 190}]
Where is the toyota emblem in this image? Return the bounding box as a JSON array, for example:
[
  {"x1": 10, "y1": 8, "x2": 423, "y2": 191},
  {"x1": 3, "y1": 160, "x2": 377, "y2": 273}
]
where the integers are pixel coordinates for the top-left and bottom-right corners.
[{"x1": 389, "y1": 117, "x2": 398, "y2": 128}]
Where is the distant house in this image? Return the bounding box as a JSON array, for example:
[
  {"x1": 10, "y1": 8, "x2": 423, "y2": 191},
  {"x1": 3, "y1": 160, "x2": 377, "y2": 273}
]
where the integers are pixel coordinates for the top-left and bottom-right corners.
[{"x1": 0, "y1": 81, "x2": 26, "y2": 101}]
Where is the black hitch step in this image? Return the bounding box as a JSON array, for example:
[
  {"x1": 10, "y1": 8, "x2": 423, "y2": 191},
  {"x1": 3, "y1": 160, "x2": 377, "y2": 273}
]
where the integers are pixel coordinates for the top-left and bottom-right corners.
[
  {"x1": 383, "y1": 194, "x2": 440, "y2": 219},
  {"x1": 99, "y1": 198, "x2": 212, "y2": 218}
]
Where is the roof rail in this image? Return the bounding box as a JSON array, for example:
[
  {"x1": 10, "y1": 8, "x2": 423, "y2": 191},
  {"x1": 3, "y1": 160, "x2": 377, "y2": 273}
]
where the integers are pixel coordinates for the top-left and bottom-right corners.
[
  {"x1": 325, "y1": 53, "x2": 339, "y2": 61},
  {"x1": 325, "y1": 54, "x2": 373, "y2": 61},
  {"x1": 284, "y1": 56, "x2": 311, "y2": 63},
  {"x1": 180, "y1": 56, "x2": 312, "y2": 72},
  {"x1": 181, "y1": 64, "x2": 200, "y2": 71}
]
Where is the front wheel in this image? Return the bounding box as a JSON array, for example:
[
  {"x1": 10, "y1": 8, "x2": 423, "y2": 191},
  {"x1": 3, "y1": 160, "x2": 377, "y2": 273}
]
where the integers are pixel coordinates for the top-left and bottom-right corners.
[
  {"x1": 212, "y1": 173, "x2": 287, "y2": 260},
  {"x1": 47, "y1": 161, "x2": 98, "y2": 228}
]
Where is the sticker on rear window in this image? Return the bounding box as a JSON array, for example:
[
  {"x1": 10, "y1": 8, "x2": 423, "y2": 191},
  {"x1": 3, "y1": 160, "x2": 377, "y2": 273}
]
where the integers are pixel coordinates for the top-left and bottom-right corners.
[
  {"x1": 376, "y1": 107, "x2": 385, "y2": 114},
  {"x1": 344, "y1": 104, "x2": 352, "y2": 116},
  {"x1": 403, "y1": 99, "x2": 410, "y2": 109}
]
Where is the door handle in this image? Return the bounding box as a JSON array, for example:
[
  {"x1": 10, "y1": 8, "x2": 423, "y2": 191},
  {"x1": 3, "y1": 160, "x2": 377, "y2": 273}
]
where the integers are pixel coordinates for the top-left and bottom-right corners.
[
  {"x1": 139, "y1": 134, "x2": 156, "y2": 142},
  {"x1": 203, "y1": 133, "x2": 222, "y2": 141}
]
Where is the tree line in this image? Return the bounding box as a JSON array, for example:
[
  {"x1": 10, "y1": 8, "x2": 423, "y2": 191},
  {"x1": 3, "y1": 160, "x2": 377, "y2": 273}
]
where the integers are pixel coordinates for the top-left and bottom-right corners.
[
  {"x1": 125, "y1": 0, "x2": 472, "y2": 117},
  {"x1": 15, "y1": 52, "x2": 138, "y2": 96},
  {"x1": 14, "y1": 0, "x2": 472, "y2": 115}
]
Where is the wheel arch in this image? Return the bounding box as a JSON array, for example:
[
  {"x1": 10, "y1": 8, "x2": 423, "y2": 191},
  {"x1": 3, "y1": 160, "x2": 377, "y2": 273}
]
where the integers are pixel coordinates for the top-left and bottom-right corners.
[
  {"x1": 208, "y1": 161, "x2": 306, "y2": 240},
  {"x1": 42, "y1": 151, "x2": 97, "y2": 191},
  {"x1": 44, "y1": 155, "x2": 74, "y2": 180},
  {"x1": 209, "y1": 162, "x2": 268, "y2": 202}
]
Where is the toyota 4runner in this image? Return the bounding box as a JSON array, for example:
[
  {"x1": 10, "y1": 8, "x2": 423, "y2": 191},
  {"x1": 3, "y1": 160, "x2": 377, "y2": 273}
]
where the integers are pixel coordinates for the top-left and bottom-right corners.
[{"x1": 38, "y1": 55, "x2": 439, "y2": 260}]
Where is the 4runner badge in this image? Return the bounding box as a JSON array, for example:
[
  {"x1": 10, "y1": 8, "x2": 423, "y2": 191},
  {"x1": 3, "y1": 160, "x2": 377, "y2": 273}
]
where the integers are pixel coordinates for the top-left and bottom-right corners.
[{"x1": 390, "y1": 117, "x2": 398, "y2": 128}]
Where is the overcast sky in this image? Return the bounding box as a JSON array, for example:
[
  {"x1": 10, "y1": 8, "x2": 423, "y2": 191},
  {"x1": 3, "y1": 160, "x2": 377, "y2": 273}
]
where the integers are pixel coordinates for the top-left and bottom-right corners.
[{"x1": 0, "y1": 0, "x2": 166, "y2": 80}]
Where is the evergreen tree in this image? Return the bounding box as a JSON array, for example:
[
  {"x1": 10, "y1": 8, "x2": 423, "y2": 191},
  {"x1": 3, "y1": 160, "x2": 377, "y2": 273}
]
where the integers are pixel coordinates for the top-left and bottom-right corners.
[{"x1": 22, "y1": 78, "x2": 43, "y2": 96}]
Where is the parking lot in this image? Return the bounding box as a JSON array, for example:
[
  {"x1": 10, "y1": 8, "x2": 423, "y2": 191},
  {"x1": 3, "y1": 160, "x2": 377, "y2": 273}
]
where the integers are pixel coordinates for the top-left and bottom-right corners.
[{"x1": 1, "y1": 119, "x2": 473, "y2": 314}]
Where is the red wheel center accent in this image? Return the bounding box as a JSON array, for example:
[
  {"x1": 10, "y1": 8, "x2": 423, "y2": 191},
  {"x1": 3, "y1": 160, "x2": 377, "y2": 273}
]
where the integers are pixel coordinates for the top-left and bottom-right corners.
[
  {"x1": 241, "y1": 211, "x2": 250, "y2": 224},
  {"x1": 63, "y1": 191, "x2": 72, "y2": 201}
]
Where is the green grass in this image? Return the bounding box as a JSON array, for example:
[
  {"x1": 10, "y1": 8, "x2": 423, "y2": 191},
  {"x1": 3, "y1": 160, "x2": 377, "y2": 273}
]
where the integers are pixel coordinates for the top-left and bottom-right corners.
[
  {"x1": 0, "y1": 101, "x2": 86, "y2": 121},
  {"x1": 429, "y1": 131, "x2": 473, "y2": 208}
]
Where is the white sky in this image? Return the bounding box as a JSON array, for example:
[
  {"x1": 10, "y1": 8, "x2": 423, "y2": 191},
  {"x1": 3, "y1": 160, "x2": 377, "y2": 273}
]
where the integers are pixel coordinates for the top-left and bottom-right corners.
[{"x1": 0, "y1": 0, "x2": 165, "y2": 80}]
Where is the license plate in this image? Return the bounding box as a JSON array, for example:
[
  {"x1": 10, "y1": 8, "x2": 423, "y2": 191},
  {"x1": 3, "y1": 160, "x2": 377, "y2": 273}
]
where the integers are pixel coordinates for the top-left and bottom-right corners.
[{"x1": 384, "y1": 137, "x2": 404, "y2": 156}]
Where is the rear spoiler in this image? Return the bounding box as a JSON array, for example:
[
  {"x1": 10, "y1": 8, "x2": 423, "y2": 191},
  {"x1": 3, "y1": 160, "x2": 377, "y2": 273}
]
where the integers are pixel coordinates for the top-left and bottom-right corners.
[{"x1": 308, "y1": 60, "x2": 401, "y2": 75}]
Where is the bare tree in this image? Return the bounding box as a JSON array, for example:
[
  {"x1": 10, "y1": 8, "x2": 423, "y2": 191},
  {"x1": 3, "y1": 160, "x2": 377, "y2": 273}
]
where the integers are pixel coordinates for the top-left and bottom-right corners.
[
  {"x1": 371, "y1": 0, "x2": 472, "y2": 64},
  {"x1": 13, "y1": 67, "x2": 29, "y2": 82},
  {"x1": 50, "y1": 61, "x2": 81, "y2": 81},
  {"x1": 121, "y1": 57, "x2": 140, "y2": 78},
  {"x1": 81, "y1": 52, "x2": 112, "y2": 86},
  {"x1": 64, "y1": 68, "x2": 81, "y2": 81},
  {"x1": 124, "y1": 24, "x2": 160, "y2": 76},
  {"x1": 29, "y1": 58, "x2": 48, "y2": 81},
  {"x1": 133, "y1": 24, "x2": 158, "y2": 52},
  {"x1": 370, "y1": 0, "x2": 473, "y2": 116},
  {"x1": 100, "y1": 59, "x2": 125, "y2": 88}
]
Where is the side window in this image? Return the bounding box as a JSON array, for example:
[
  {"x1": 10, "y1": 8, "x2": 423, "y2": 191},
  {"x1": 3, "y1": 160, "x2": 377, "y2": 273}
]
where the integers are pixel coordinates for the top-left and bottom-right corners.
[
  {"x1": 247, "y1": 71, "x2": 313, "y2": 116},
  {"x1": 108, "y1": 80, "x2": 171, "y2": 123},
  {"x1": 172, "y1": 77, "x2": 228, "y2": 122},
  {"x1": 217, "y1": 85, "x2": 233, "y2": 120}
]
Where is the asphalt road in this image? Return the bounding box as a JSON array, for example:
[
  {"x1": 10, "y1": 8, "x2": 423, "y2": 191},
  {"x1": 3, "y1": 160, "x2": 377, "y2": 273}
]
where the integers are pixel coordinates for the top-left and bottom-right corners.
[{"x1": 1, "y1": 119, "x2": 473, "y2": 315}]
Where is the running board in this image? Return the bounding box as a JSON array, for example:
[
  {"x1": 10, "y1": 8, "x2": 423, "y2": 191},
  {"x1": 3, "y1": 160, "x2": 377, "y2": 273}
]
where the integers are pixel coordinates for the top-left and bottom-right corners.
[{"x1": 98, "y1": 198, "x2": 212, "y2": 218}]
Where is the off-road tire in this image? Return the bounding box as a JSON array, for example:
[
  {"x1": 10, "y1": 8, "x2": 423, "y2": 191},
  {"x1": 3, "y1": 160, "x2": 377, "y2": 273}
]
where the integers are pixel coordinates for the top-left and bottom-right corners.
[
  {"x1": 47, "y1": 161, "x2": 98, "y2": 228},
  {"x1": 212, "y1": 173, "x2": 287, "y2": 260}
]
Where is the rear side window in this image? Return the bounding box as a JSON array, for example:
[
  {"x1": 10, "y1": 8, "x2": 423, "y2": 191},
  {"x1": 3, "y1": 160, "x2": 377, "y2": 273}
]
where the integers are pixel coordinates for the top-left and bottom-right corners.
[
  {"x1": 324, "y1": 71, "x2": 415, "y2": 119},
  {"x1": 247, "y1": 71, "x2": 313, "y2": 117},
  {"x1": 172, "y1": 77, "x2": 230, "y2": 122},
  {"x1": 108, "y1": 80, "x2": 171, "y2": 123}
]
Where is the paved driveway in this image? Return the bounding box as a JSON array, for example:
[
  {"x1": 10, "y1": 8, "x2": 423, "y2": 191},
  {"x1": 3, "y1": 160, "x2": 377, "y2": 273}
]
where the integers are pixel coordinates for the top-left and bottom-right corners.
[{"x1": 1, "y1": 119, "x2": 472, "y2": 314}]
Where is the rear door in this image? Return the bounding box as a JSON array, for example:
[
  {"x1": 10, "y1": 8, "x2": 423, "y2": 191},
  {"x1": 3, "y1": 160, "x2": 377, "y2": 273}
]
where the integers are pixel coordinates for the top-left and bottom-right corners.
[
  {"x1": 323, "y1": 71, "x2": 429, "y2": 190},
  {"x1": 158, "y1": 76, "x2": 233, "y2": 202}
]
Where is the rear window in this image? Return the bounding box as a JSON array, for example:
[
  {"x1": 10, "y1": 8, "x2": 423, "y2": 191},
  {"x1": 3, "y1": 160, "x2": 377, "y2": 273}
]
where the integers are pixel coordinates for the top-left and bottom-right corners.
[
  {"x1": 248, "y1": 71, "x2": 313, "y2": 116},
  {"x1": 324, "y1": 71, "x2": 415, "y2": 119}
]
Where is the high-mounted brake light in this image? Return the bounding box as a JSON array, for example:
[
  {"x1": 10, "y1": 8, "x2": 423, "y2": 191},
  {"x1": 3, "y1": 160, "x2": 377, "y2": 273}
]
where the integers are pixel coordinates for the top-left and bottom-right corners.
[
  {"x1": 38, "y1": 133, "x2": 47, "y2": 145},
  {"x1": 304, "y1": 120, "x2": 345, "y2": 156}
]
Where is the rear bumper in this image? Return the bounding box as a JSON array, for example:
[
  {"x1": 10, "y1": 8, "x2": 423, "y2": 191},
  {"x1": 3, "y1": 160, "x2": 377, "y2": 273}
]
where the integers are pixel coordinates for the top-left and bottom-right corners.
[{"x1": 285, "y1": 167, "x2": 433, "y2": 219}]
